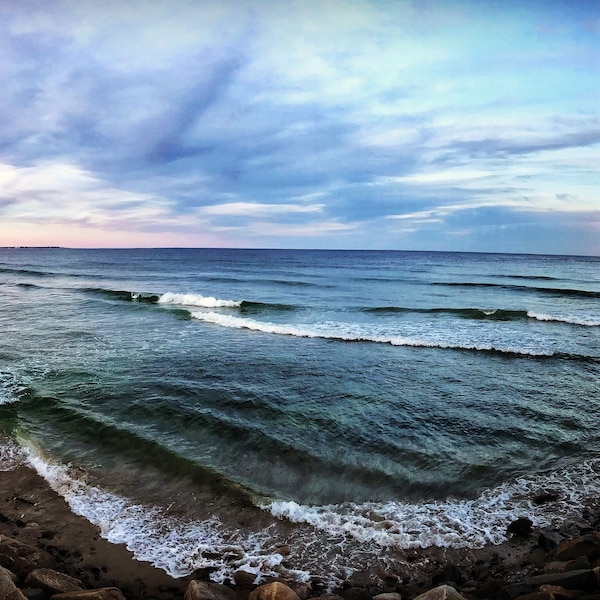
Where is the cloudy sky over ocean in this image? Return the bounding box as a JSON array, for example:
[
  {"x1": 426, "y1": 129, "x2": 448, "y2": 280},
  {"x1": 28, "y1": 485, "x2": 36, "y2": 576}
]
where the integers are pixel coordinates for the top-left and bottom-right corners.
[{"x1": 1, "y1": 0, "x2": 599, "y2": 254}]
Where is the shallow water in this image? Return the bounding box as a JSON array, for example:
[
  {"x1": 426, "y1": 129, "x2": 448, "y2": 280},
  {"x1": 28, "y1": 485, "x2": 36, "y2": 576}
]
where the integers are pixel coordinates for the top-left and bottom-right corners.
[{"x1": 1, "y1": 248, "x2": 599, "y2": 583}]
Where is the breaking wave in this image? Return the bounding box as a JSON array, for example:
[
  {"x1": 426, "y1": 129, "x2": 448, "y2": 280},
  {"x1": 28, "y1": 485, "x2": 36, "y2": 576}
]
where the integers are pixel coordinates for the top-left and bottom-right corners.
[
  {"x1": 158, "y1": 292, "x2": 241, "y2": 308},
  {"x1": 267, "y1": 458, "x2": 600, "y2": 550},
  {"x1": 22, "y1": 445, "x2": 308, "y2": 584},
  {"x1": 189, "y1": 311, "x2": 582, "y2": 359}
]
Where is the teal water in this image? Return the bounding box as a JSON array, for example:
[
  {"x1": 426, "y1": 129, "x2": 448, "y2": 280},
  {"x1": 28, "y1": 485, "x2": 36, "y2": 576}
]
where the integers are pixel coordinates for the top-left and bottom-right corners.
[{"x1": 1, "y1": 248, "x2": 599, "y2": 583}]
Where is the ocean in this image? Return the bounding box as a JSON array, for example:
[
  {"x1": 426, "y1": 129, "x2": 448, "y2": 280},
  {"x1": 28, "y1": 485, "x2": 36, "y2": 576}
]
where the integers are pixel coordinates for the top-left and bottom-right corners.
[{"x1": 0, "y1": 247, "x2": 599, "y2": 585}]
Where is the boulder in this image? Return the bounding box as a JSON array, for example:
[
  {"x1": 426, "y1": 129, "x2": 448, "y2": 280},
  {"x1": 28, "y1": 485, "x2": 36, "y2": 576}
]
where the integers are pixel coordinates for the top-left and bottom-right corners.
[
  {"x1": 24, "y1": 568, "x2": 84, "y2": 595},
  {"x1": 0, "y1": 535, "x2": 56, "y2": 577},
  {"x1": 287, "y1": 583, "x2": 312, "y2": 600},
  {"x1": 510, "y1": 591, "x2": 553, "y2": 600},
  {"x1": 507, "y1": 517, "x2": 533, "y2": 537},
  {"x1": 412, "y1": 585, "x2": 468, "y2": 600},
  {"x1": 249, "y1": 582, "x2": 301, "y2": 600},
  {"x1": 538, "y1": 585, "x2": 576, "y2": 599},
  {"x1": 185, "y1": 580, "x2": 239, "y2": 600},
  {"x1": 499, "y1": 582, "x2": 534, "y2": 600},
  {"x1": 0, "y1": 566, "x2": 28, "y2": 600},
  {"x1": 555, "y1": 534, "x2": 600, "y2": 561},
  {"x1": 372, "y1": 594, "x2": 402, "y2": 600},
  {"x1": 525, "y1": 567, "x2": 600, "y2": 591},
  {"x1": 538, "y1": 530, "x2": 564, "y2": 551},
  {"x1": 51, "y1": 588, "x2": 126, "y2": 600},
  {"x1": 233, "y1": 570, "x2": 257, "y2": 589},
  {"x1": 431, "y1": 563, "x2": 464, "y2": 586},
  {"x1": 341, "y1": 589, "x2": 372, "y2": 600}
]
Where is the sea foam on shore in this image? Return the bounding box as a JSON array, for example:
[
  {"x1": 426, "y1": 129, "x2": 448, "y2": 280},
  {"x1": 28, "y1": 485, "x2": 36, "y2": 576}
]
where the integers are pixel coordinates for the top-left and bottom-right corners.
[{"x1": 2, "y1": 435, "x2": 600, "y2": 590}]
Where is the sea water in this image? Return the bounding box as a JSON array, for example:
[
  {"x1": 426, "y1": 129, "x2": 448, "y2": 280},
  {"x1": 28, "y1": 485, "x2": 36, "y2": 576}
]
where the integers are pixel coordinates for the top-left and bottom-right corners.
[{"x1": 0, "y1": 248, "x2": 599, "y2": 584}]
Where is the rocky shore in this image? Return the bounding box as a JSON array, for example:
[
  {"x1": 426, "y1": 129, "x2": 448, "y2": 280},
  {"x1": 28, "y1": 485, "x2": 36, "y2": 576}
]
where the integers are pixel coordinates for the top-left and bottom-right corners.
[{"x1": 2, "y1": 465, "x2": 600, "y2": 600}]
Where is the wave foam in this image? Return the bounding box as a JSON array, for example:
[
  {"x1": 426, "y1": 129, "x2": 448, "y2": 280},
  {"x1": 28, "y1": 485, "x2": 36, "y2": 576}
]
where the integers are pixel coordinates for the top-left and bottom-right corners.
[
  {"x1": 267, "y1": 458, "x2": 600, "y2": 550},
  {"x1": 528, "y1": 311, "x2": 600, "y2": 327},
  {"x1": 158, "y1": 292, "x2": 241, "y2": 309},
  {"x1": 190, "y1": 312, "x2": 553, "y2": 357},
  {"x1": 22, "y1": 445, "x2": 304, "y2": 583}
]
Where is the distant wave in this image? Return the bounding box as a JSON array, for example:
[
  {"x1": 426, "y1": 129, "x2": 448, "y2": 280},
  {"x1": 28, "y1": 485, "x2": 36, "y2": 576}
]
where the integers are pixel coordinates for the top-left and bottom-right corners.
[
  {"x1": 436, "y1": 282, "x2": 600, "y2": 299},
  {"x1": 365, "y1": 307, "x2": 529, "y2": 321},
  {"x1": 496, "y1": 274, "x2": 561, "y2": 282},
  {"x1": 83, "y1": 288, "x2": 160, "y2": 303},
  {"x1": 188, "y1": 311, "x2": 598, "y2": 360},
  {"x1": 366, "y1": 306, "x2": 600, "y2": 327},
  {"x1": 527, "y1": 312, "x2": 600, "y2": 327},
  {"x1": 0, "y1": 266, "x2": 54, "y2": 277},
  {"x1": 158, "y1": 292, "x2": 241, "y2": 308}
]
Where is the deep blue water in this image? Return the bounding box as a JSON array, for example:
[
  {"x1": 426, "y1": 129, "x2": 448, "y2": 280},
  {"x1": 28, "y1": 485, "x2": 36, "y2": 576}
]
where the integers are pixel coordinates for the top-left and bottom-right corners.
[{"x1": 1, "y1": 248, "x2": 599, "y2": 583}]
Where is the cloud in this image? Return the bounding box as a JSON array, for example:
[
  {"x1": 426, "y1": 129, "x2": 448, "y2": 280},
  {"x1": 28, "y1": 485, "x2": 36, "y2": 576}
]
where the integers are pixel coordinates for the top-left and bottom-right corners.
[{"x1": 0, "y1": 1, "x2": 598, "y2": 253}]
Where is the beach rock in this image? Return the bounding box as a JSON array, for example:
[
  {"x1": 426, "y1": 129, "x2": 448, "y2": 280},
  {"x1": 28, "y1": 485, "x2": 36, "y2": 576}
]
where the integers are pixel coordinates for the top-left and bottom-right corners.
[
  {"x1": 507, "y1": 518, "x2": 534, "y2": 537},
  {"x1": 511, "y1": 591, "x2": 553, "y2": 600},
  {"x1": 24, "y1": 568, "x2": 84, "y2": 595},
  {"x1": 233, "y1": 570, "x2": 257, "y2": 589},
  {"x1": 0, "y1": 536, "x2": 56, "y2": 577},
  {"x1": 19, "y1": 589, "x2": 45, "y2": 600},
  {"x1": 555, "y1": 534, "x2": 600, "y2": 561},
  {"x1": 538, "y1": 585, "x2": 576, "y2": 599},
  {"x1": 412, "y1": 585, "x2": 467, "y2": 600},
  {"x1": 431, "y1": 563, "x2": 464, "y2": 586},
  {"x1": 544, "y1": 558, "x2": 591, "y2": 573},
  {"x1": 525, "y1": 567, "x2": 600, "y2": 591},
  {"x1": 372, "y1": 593, "x2": 402, "y2": 600},
  {"x1": 287, "y1": 583, "x2": 312, "y2": 600},
  {"x1": 0, "y1": 566, "x2": 28, "y2": 600},
  {"x1": 341, "y1": 588, "x2": 372, "y2": 600},
  {"x1": 533, "y1": 492, "x2": 560, "y2": 506},
  {"x1": 185, "y1": 580, "x2": 239, "y2": 600},
  {"x1": 500, "y1": 582, "x2": 534, "y2": 600},
  {"x1": 248, "y1": 582, "x2": 300, "y2": 600},
  {"x1": 538, "y1": 530, "x2": 564, "y2": 551},
  {"x1": 51, "y1": 589, "x2": 126, "y2": 600}
]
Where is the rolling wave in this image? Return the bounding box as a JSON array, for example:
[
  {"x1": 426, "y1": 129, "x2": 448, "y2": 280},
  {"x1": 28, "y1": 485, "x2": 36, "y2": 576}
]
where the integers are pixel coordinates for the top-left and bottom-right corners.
[
  {"x1": 0, "y1": 266, "x2": 54, "y2": 277},
  {"x1": 267, "y1": 458, "x2": 600, "y2": 550},
  {"x1": 436, "y1": 281, "x2": 600, "y2": 299},
  {"x1": 82, "y1": 287, "x2": 297, "y2": 313},
  {"x1": 189, "y1": 311, "x2": 598, "y2": 360},
  {"x1": 366, "y1": 306, "x2": 600, "y2": 327},
  {"x1": 365, "y1": 307, "x2": 529, "y2": 321},
  {"x1": 158, "y1": 292, "x2": 240, "y2": 308},
  {"x1": 83, "y1": 288, "x2": 160, "y2": 303}
]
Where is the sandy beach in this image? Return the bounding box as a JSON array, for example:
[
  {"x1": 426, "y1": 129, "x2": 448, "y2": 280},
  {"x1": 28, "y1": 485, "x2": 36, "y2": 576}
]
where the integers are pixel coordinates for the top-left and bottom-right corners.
[
  {"x1": 0, "y1": 465, "x2": 186, "y2": 600},
  {"x1": 3, "y1": 463, "x2": 600, "y2": 600}
]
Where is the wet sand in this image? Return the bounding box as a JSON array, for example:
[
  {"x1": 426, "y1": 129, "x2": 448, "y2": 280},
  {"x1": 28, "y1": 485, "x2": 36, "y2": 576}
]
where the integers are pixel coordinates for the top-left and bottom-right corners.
[{"x1": 0, "y1": 465, "x2": 186, "y2": 600}]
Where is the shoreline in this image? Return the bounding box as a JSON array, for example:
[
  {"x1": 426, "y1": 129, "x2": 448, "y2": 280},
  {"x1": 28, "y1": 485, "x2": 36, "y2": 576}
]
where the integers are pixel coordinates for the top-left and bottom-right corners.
[{"x1": 3, "y1": 463, "x2": 600, "y2": 600}]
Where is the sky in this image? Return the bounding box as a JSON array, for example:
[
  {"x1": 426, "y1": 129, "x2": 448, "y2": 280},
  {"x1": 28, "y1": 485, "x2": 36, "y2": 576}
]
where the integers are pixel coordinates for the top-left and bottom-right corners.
[{"x1": 0, "y1": 0, "x2": 599, "y2": 254}]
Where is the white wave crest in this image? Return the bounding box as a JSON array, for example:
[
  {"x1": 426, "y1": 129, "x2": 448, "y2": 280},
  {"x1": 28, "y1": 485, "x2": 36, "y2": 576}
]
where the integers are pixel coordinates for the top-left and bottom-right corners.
[
  {"x1": 267, "y1": 458, "x2": 600, "y2": 550},
  {"x1": 528, "y1": 311, "x2": 600, "y2": 327},
  {"x1": 190, "y1": 312, "x2": 552, "y2": 357},
  {"x1": 158, "y1": 292, "x2": 241, "y2": 308}
]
